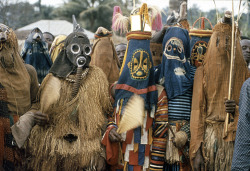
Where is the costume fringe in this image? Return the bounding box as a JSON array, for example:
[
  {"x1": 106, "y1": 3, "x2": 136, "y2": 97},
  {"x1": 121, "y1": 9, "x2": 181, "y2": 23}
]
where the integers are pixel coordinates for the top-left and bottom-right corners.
[
  {"x1": 112, "y1": 6, "x2": 123, "y2": 31},
  {"x1": 112, "y1": 13, "x2": 130, "y2": 34},
  {"x1": 26, "y1": 66, "x2": 112, "y2": 170},
  {"x1": 140, "y1": 3, "x2": 151, "y2": 26},
  {"x1": 112, "y1": 4, "x2": 162, "y2": 33},
  {"x1": 204, "y1": 124, "x2": 234, "y2": 171},
  {"x1": 131, "y1": 4, "x2": 162, "y2": 31},
  {"x1": 152, "y1": 13, "x2": 163, "y2": 31},
  {"x1": 166, "y1": 125, "x2": 180, "y2": 164}
]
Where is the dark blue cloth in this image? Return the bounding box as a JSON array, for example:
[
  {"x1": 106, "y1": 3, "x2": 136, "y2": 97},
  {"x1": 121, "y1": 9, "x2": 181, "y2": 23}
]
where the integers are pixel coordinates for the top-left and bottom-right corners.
[
  {"x1": 128, "y1": 165, "x2": 134, "y2": 171},
  {"x1": 167, "y1": 65, "x2": 196, "y2": 121},
  {"x1": 115, "y1": 38, "x2": 158, "y2": 110},
  {"x1": 21, "y1": 40, "x2": 52, "y2": 83},
  {"x1": 159, "y1": 27, "x2": 193, "y2": 100},
  {"x1": 138, "y1": 144, "x2": 145, "y2": 166},
  {"x1": 231, "y1": 78, "x2": 250, "y2": 171},
  {"x1": 134, "y1": 127, "x2": 141, "y2": 144},
  {"x1": 154, "y1": 64, "x2": 161, "y2": 83},
  {"x1": 164, "y1": 163, "x2": 180, "y2": 171}
]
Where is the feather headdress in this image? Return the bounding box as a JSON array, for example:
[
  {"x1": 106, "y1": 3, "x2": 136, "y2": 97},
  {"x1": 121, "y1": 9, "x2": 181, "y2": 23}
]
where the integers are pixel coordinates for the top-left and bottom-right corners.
[{"x1": 112, "y1": 3, "x2": 163, "y2": 34}]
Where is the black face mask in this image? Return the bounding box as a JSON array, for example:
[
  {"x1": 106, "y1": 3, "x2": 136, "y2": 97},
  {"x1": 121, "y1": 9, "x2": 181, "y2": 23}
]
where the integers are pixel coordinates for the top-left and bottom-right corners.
[
  {"x1": 50, "y1": 32, "x2": 92, "y2": 78},
  {"x1": 65, "y1": 36, "x2": 92, "y2": 68}
]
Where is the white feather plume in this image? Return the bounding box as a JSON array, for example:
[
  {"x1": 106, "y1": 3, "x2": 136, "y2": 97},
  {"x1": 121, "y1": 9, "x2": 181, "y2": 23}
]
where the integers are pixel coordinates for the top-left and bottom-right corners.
[{"x1": 117, "y1": 94, "x2": 145, "y2": 134}]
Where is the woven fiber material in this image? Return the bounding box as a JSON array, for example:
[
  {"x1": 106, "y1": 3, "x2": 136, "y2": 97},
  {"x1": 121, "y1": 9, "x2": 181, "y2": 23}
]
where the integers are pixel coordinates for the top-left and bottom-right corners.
[
  {"x1": 26, "y1": 66, "x2": 112, "y2": 170},
  {"x1": 90, "y1": 36, "x2": 120, "y2": 85},
  {"x1": 190, "y1": 22, "x2": 250, "y2": 169},
  {"x1": 0, "y1": 28, "x2": 31, "y2": 116}
]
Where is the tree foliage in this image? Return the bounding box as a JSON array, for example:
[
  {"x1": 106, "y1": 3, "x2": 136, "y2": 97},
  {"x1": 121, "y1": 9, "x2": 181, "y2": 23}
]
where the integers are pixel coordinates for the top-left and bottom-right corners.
[
  {"x1": 0, "y1": 0, "x2": 54, "y2": 29},
  {"x1": 0, "y1": 0, "x2": 248, "y2": 37},
  {"x1": 52, "y1": 0, "x2": 139, "y2": 32}
]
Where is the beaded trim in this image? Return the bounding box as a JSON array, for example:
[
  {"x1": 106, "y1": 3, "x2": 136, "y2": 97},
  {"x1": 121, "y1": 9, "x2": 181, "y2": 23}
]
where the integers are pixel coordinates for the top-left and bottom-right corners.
[{"x1": 65, "y1": 68, "x2": 89, "y2": 83}]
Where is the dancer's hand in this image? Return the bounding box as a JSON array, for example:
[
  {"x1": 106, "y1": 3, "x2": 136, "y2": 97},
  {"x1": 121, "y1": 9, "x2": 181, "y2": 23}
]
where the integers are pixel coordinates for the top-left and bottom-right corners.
[
  {"x1": 33, "y1": 111, "x2": 48, "y2": 126},
  {"x1": 224, "y1": 98, "x2": 236, "y2": 115},
  {"x1": 109, "y1": 127, "x2": 122, "y2": 142}
]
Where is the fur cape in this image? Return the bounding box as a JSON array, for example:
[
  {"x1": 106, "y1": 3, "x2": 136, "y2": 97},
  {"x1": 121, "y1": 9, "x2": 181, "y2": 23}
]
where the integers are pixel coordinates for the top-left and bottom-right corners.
[{"x1": 26, "y1": 66, "x2": 112, "y2": 170}]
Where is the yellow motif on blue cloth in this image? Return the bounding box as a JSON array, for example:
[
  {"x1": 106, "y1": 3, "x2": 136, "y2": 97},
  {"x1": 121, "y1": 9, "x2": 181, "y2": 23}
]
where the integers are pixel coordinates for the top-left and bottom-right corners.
[
  {"x1": 127, "y1": 49, "x2": 152, "y2": 80},
  {"x1": 191, "y1": 41, "x2": 208, "y2": 66}
]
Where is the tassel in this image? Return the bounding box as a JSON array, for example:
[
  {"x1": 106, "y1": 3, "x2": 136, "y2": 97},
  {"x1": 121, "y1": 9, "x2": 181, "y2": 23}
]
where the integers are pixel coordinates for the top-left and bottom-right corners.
[
  {"x1": 152, "y1": 13, "x2": 163, "y2": 31},
  {"x1": 112, "y1": 6, "x2": 123, "y2": 30},
  {"x1": 112, "y1": 6, "x2": 129, "y2": 34},
  {"x1": 140, "y1": 3, "x2": 151, "y2": 26},
  {"x1": 112, "y1": 13, "x2": 129, "y2": 34}
]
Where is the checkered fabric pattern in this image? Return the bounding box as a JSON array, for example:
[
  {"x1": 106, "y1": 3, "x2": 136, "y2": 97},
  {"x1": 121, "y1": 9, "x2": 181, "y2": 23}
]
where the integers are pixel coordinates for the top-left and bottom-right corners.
[{"x1": 231, "y1": 78, "x2": 250, "y2": 171}]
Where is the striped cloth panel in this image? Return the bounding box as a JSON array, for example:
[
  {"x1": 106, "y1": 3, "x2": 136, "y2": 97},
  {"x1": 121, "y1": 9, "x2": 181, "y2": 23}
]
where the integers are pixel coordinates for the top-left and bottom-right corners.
[{"x1": 168, "y1": 65, "x2": 196, "y2": 121}]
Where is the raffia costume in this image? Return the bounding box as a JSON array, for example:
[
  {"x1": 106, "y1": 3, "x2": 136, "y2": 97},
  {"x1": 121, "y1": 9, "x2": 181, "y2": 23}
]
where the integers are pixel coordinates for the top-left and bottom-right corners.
[
  {"x1": 190, "y1": 22, "x2": 249, "y2": 171},
  {"x1": 25, "y1": 32, "x2": 112, "y2": 170},
  {"x1": 90, "y1": 27, "x2": 121, "y2": 85},
  {"x1": 0, "y1": 24, "x2": 39, "y2": 170}
]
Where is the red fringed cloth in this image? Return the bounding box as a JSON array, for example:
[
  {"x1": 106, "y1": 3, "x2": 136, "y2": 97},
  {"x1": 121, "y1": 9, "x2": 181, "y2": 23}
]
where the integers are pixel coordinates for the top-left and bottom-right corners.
[
  {"x1": 0, "y1": 83, "x2": 20, "y2": 170},
  {"x1": 102, "y1": 86, "x2": 169, "y2": 170}
]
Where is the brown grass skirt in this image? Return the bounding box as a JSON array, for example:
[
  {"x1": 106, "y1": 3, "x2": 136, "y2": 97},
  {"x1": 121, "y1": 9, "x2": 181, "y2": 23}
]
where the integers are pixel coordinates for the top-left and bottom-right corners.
[{"x1": 204, "y1": 123, "x2": 234, "y2": 171}]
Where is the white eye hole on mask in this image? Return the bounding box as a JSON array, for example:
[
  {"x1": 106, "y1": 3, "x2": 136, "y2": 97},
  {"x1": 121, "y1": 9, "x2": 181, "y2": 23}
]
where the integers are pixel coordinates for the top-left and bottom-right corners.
[
  {"x1": 71, "y1": 43, "x2": 81, "y2": 54},
  {"x1": 84, "y1": 45, "x2": 92, "y2": 56},
  {"x1": 177, "y1": 46, "x2": 182, "y2": 53},
  {"x1": 167, "y1": 45, "x2": 172, "y2": 51}
]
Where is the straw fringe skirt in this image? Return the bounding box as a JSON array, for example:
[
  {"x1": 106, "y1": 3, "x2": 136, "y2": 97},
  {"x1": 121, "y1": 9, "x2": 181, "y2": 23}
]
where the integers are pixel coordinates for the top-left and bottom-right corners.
[{"x1": 204, "y1": 123, "x2": 234, "y2": 171}]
